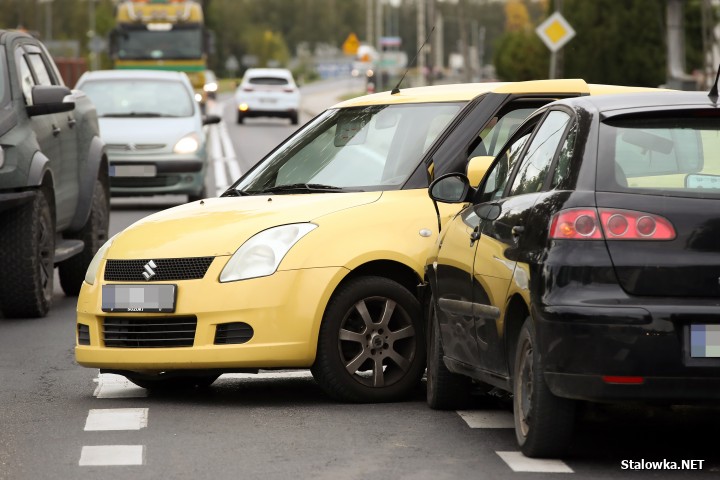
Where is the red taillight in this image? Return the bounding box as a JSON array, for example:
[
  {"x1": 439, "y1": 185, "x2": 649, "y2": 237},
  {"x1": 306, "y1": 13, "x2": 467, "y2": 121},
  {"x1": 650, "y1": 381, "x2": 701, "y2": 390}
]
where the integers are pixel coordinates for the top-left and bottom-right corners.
[
  {"x1": 283, "y1": 87, "x2": 295, "y2": 93},
  {"x1": 550, "y1": 208, "x2": 676, "y2": 240},
  {"x1": 243, "y1": 86, "x2": 254, "y2": 92},
  {"x1": 602, "y1": 376, "x2": 644, "y2": 385}
]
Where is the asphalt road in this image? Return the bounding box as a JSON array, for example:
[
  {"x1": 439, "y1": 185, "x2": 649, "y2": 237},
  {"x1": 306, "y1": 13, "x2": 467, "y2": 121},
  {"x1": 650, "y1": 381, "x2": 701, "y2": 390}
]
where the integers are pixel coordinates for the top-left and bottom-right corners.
[{"x1": 1, "y1": 79, "x2": 720, "y2": 479}]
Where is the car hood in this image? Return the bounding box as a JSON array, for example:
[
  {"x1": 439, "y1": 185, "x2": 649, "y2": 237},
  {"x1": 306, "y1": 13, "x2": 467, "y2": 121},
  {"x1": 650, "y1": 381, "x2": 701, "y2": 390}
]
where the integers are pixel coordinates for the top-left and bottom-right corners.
[
  {"x1": 98, "y1": 117, "x2": 199, "y2": 146},
  {"x1": 107, "y1": 192, "x2": 383, "y2": 259}
]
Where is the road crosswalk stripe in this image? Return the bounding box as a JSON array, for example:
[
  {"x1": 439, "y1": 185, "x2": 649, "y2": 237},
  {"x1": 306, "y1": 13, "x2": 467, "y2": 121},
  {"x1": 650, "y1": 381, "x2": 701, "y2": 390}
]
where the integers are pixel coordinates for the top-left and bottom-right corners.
[
  {"x1": 79, "y1": 445, "x2": 145, "y2": 466},
  {"x1": 456, "y1": 410, "x2": 515, "y2": 429},
  {"x1": 93, "y1": 373, "x2": 147, "y2": 399},
  {"x1": 84, "y1": 408, "x2": 148, "y2": 431},
  {"x1": 496, "y1": 451, "x2": 574, "y2": 473}
]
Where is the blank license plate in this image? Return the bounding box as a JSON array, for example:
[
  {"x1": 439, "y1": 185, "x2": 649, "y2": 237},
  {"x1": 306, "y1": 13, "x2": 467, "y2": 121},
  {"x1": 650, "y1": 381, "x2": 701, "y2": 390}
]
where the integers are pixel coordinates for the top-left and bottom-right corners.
[
  {"x1": 102, "y1": 284, "x2": 176, "y2": 313},
  {"x1": 110, "y1": 165, "x2": 157, "y2": 177},
  {"x1": 690, "y1": 324, "x2": 720, "y2": 358}
]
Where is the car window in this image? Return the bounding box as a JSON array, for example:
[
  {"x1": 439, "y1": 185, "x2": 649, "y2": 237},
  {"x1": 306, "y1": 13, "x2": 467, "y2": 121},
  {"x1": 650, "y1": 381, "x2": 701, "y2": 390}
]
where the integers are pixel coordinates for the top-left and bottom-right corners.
[
  {"x1": 235, "y1": 102, "x2": 465, "y2": 192},
  {"x1": 16, "y1": 53, "x2": 35, "y2": 105},
  {"x1": 470, "y1": 107, "x2": 537, "y2": 158},
  {"x1": 475, "y1": 132, "x2": 531, "y2": 204},
  {"x1": 509, "y1": 111, "x2": 570, "y2": 196},
  {"x1": 551, "y1": 122, "x2": 577, "y2": 189},
  {"x1": 28, "y1": 53, "x2": 54, "y2": 86},
  {"x1": 78, "y1": 79, "x2": 195, "y2": 117},
  {"x1": 247, "y1": 77, "x2": 290, "y2": 86}
]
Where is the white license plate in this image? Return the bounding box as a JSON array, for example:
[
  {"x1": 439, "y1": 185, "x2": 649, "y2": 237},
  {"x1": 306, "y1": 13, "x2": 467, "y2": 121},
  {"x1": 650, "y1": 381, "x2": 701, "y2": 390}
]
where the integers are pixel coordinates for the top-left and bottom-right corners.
[
  {"x1": 110, "y1": 165, "x2": 157, "y2": 177},
  {"x1": 690, "y1": 324, "x2": 720, "y2": 357},
  {"x1": 102, "y1": 284, "x2": 176, "y2": 313},
  {"x1": 259, "y1": 98, "x2": 277, "y2": 104}
]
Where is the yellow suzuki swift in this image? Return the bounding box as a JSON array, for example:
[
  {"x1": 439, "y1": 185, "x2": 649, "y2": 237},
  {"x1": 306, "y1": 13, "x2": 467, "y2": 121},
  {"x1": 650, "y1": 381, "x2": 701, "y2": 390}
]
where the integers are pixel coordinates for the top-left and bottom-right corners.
[{"x1": 76, "y1": 80, "x2": 654, "y2": 402}]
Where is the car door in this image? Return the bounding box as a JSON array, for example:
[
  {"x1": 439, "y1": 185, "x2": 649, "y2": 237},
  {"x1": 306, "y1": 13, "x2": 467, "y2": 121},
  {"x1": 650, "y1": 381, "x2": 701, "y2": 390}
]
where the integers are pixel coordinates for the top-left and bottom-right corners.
[{"x1": 471, "y1": 110, "x2": 573, "y2": 376}]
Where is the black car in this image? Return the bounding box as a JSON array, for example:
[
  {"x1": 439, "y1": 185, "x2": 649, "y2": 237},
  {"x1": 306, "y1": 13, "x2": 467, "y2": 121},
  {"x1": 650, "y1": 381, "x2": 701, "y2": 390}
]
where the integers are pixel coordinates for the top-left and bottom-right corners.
[{"x1": 425, "y1": 91, "x2": 720, "y2": 457}]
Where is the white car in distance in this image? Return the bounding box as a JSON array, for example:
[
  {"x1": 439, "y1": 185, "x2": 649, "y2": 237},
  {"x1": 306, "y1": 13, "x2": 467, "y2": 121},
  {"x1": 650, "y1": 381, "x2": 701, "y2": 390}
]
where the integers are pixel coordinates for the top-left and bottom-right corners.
[{"x1": 235, "y1": 68, "x2": 300, "y2": 125}]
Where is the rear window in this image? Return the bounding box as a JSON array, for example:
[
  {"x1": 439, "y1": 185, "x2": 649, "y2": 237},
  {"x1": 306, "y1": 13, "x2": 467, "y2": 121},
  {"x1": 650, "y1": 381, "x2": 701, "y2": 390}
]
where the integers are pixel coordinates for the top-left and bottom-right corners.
[
  {"x1": 248, "y1": 77, "x2": 290, "y2": 86},
  {"x1": 598, "y1": 112, "x2": 720, "y2": 198}
]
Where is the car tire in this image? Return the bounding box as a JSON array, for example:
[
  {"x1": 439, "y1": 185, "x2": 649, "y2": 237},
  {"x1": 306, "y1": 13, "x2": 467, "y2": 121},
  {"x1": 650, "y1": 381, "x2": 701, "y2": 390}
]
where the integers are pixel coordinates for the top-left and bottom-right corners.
[
  {"x1": 290, "y1": 112, "x2": 299, "y2": 125},
  {"x1": 237, "y1": 111, "x2": 245, "y2": 124},
  {"x1": 513, "y1": 317, "x2": 575, "y2": 458},
  {"x1": 426, "y1": 297, "x2": 473, "y2": 410},
  {"x1": 59, "y1": 179, "x2": 109, "y2": 296},
  {"x1": 0, "y1": 189, "x2": 55, "y2": 318},
  {"x1": 124, "y1": 373, "x2": 220, "y2": 390},
  {"x1": 311, "y1": 276, "x2": 426, "y2": 403}
]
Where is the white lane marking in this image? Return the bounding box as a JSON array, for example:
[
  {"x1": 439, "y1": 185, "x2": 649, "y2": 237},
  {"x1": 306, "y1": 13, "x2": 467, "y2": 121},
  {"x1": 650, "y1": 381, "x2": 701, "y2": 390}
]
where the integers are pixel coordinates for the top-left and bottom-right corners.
[
  {"x1": 84, "y1": 408, "x2": 148, "y2": 431},
  {"x1": 457, "y1": 410, "x2": 515, "y2": 429},
  {"x1": 93, "y1": 373, "x2": 147, "y2": 399},
  {"x1": 79, "y1": 445, "x2": 145, "y2": 466},
  {"x1": 209, "y1": 124, "x2": 228, "y2": 192},
  {"x1": 219, "y1": 120, "x2": 241, "y2": 179},
  {"x1": 496, "y1": 451, "x2": 574, "y2": 473},
  {"x1": 221, "y1": 371, "x2": 315, "y2": 380}
]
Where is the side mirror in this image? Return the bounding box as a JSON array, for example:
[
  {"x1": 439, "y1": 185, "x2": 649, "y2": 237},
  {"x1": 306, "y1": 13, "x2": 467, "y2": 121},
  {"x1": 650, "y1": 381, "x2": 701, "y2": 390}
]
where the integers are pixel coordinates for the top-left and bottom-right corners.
[
  {"x1": 429, "y1": 173, "x2": 472, "y2": 204},
  {"x1": 466, "y1": 155, "x2": 495, "y2": 187},
  {"x1": 202, "y1": 114, "x2": 222, "y2": 125},
  {"x1": 26, "y1": 85, "x2": 75, "y2": 117},
  {"x1": 474, "y1": 203, "x2": 501, "y2": 221}
]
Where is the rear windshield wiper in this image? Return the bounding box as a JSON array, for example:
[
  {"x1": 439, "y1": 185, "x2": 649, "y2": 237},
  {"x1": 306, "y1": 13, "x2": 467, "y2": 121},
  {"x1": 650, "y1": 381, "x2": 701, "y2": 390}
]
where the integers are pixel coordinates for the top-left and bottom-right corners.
[{"x1": 256, "y1": 183, "x2": 360, "y2": 194}]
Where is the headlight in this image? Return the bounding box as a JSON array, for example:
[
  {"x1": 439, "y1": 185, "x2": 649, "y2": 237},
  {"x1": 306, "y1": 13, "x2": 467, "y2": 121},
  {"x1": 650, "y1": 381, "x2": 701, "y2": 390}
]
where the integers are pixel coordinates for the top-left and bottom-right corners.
[
  {"x1": 204, "y1": 82, "x2": 218, "y2": 92},
  {"x1": 194, "y1": 92, "x2": 203, "y2": 103},
  {"x1": 84, "y1": 235, "x2": 115, "y2": 285},
  {"x1": 219, "y1": 223, "x2": 317, "y2": 282},
  {"x1": 173, "y1": 133, "x2": 200, "y2": 154}
]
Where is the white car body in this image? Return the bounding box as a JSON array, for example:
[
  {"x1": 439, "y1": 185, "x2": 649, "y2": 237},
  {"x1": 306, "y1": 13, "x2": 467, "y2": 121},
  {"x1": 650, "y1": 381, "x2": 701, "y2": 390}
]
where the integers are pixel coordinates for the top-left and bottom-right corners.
[{"x1": 234, "y1": 68, "x2": 300, "y2": 125}]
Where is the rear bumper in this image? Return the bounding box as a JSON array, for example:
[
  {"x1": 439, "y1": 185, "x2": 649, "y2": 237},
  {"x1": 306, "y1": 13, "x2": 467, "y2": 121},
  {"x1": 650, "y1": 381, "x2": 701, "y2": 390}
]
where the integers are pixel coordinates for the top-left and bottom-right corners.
[{"x1": 536, "y1": 302, "x2": 720, "y2": 402}]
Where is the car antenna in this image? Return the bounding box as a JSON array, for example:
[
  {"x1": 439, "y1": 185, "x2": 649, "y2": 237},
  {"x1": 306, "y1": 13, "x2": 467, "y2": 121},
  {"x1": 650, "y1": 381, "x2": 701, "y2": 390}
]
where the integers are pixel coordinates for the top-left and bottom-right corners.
[
  {"x1": 709, "y1": 64, "x2": 720, "y2": 103},
  {"x1": 391, "y1": 26, "x2": 435, "y2": 95}
]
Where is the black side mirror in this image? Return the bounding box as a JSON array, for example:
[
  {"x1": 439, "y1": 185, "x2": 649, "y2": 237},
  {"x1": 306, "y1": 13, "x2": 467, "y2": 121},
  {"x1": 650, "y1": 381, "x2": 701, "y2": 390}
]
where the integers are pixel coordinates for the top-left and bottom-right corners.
[
  {"x1": 428, "y1": 173, "x2": 473, "y2": 204},
  {"x1": 26, "y1": 85, "x2": 74, "y2": 117},
  {"x1": 474, "y1": 203, "x2": 501, "y2": 221},
  {"x1": 202, "y1": 114, "x2": 222, "y2": 126}
]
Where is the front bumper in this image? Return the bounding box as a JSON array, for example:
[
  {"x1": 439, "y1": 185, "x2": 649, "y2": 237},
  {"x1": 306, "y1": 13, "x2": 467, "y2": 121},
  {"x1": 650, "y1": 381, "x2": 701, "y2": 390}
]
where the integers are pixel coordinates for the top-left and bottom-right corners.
[
  {"x1": 108, "y1": 153, "x2": 206, "y2": 196},
  {"x1": 536, "y1": 302, "x2": 720, "y2": 402},
  {"x1": 76, "y1": 261, "x2": 349, "y2": 371}
]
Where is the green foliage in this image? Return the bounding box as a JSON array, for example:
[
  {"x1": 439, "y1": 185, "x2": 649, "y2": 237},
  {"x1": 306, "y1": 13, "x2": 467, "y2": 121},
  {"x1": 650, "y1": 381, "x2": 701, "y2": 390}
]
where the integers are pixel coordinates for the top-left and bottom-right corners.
[{"x1": 494, "y1": 30, "x2": 549, "y2": 81}]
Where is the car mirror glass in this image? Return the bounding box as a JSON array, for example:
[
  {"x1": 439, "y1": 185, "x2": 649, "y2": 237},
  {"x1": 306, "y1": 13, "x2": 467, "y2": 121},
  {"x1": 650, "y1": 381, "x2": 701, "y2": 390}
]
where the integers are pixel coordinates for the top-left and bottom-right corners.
[
  {"x1": 203, "y1": 114, "x2": 221, "y2": 125},
  {"x1": 429, "y1": 173, "x2": 470, "y2": 203}
]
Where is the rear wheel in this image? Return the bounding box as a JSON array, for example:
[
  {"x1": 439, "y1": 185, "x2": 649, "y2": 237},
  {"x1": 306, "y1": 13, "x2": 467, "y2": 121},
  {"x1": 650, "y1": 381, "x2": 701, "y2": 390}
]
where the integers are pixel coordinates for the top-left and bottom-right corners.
[
  {"x1": 289, "y1": 111, "x2": 299, "y2": 125},
  {"x1": 513, "y1": 317, "x2": 576, "y2": 458},
  {"x1": 59, "y1": 179, "x2": 109, "y2": 296},
  {"x1": 236, "y1": 111, "x2": 245, "y2": 124},
  {"x1": 426, "y1": 297, "x2": 473, "y2": 409},
  {"x1": 312, "y1": 276, "x2": 426, "y2": 403},
  {"x1": 0, "y1": 189, "x2": 55, "y2": 318},
  {"x1": 125, "y1": 373, "x2": 220, "y2": 390}
]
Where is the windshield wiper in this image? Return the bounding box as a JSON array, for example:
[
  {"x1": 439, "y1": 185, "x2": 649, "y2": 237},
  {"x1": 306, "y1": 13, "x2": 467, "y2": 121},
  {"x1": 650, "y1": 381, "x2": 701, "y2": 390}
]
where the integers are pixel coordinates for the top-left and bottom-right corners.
[
  {"x1": 102, "y1": 112, "x2": 176, "y2": 118},
  {"x1": 257, "y1": 183, "x2": 359, "y2": 194},
  {"x1": 221, "y1": 188, "x2": 253, "y2": 197}
]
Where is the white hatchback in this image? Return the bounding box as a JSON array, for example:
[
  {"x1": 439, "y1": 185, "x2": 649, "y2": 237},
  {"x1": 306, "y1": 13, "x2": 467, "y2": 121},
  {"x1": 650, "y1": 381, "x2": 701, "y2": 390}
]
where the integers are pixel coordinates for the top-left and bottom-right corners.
[{"x1": 234, "y1": 68, "x2": 301, "y2": 125}]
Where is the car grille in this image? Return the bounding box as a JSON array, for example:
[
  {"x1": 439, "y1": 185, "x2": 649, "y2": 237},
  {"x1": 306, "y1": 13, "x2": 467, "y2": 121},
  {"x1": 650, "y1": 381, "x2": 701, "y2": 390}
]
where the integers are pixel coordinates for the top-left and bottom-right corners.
[
  {"x1": 103, "y1": 316, "x2": 197, "y2": 348},
  {"x1": 214, "y1": 322, "x2": 254, "y2": 345},
  {"x1": 106, "y1": 143, "x2": 166, "y2": 151},
  {"x1": 110, "y1": 175, "x2": 181, "y2": 188},
  {"x1": 104, "y1": 257, "x2": 214, "y2": 282}
]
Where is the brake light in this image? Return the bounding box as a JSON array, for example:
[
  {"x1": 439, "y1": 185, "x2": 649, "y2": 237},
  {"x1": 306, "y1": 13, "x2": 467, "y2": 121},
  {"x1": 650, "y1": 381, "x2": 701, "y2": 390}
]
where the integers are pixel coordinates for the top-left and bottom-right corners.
[
  {"x1": 243, "y1": 86, "x2": 254, "y2": 92},
  {"x1": 602, "y1": 376, "x2": 644, "y2": 384},
  {"x1": 550, "y1": 208, "x2": 676, "y2": 240},
  {"x1": 283, "y1": 87, "x2": 295, "y2": 93}
]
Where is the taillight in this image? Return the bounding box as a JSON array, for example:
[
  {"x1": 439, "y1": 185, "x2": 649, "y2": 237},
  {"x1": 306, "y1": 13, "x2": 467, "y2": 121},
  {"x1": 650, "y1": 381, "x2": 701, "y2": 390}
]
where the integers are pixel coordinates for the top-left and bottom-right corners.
[
  {"x1": 283, "y1": 87, "x2": 295, "y2": 93},
  {"x1": 550, "y1": 208, "x2": 676, "y2": 240},
  {"x1": 243, "y1": 86, "x2": 254, "y2": 92}
]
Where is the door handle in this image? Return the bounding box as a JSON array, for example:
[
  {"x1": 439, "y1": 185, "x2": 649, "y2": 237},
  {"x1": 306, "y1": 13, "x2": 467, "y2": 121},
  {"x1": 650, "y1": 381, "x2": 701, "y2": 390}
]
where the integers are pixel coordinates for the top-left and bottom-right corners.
[
  {"x1": 52, "y1": 125, "x2": 61, "y2": 136},
  {"x1": 67, "y1": 117, "x2": 76, "y2": 128},
  {"x1": 511, "y1": 225, "x2": 525, "y2": 238},
  {"x1": 470, "y1": 226, "x2": 481, "y2": 245}
]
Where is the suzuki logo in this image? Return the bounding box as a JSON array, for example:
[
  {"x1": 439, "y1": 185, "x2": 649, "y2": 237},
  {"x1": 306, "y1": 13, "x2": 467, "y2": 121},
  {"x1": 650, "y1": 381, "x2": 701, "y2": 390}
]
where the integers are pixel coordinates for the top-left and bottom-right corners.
[{"x1": 142, "y1": 260, "x2": 157, "y2": 281}]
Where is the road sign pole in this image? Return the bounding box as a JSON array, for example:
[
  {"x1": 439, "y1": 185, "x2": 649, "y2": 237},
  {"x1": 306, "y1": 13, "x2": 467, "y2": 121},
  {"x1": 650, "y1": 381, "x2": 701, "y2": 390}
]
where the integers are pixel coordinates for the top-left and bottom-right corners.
[{"x1": 549, "y1": 50, "x2": 557, "y2": 79}]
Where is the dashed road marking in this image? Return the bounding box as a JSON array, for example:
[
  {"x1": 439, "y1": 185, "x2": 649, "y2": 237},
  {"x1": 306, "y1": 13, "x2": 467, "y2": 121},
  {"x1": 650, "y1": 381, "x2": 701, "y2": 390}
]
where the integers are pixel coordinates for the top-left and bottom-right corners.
[
  {"x1": 79, "y1": 445, "x2": 145, "y2": 466},
  {"x1": 84, "y1": 408, "x2": 148, "y2": 431},
  {"x1": 93, "y1": 373, "x2": 147, "y2": 399},
  {"x1": 496, "y1": 451, "x2": 573, "y2": 473},
  {"x1": 457, "y1": 410, "x2": 515, "y2": 429},
  {"x1": 221, "y1": 371, "x2": 315, "y2": 381}
]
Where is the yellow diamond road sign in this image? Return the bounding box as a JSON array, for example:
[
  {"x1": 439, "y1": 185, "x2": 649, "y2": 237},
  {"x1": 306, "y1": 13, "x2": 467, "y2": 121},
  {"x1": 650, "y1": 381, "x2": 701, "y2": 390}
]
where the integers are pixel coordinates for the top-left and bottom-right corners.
[
  {"x1": 536, "y1": 12, "x2": 575, "y2": 52},
  {"x1": 342, "y1": 33, "x2": 360, "y2": 56}
]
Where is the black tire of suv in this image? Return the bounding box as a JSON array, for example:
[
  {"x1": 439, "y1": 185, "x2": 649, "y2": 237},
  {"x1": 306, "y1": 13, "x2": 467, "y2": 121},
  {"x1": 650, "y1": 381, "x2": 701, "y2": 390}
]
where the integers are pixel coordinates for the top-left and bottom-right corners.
[
  {"x1": 311, "y1": 276, "x2": 426, "y2": 403},
  {"x1": 0, "y1": 189, "x2": 55, "y2": 318},
  {"x1": 513, "y1": 317, "x2": 576, "y2": 458},
  {"x1": 59, "y1": 179, "x2": 109, "y2": 296},
  {"x1": 426, "y1": 297, "x2": 473, "y2": 410}
]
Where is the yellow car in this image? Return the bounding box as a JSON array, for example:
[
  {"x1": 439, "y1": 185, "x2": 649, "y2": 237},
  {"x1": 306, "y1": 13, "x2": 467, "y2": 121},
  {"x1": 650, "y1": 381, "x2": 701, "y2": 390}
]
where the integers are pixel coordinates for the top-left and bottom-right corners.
[{"x1": 75, "y1": 80, "x2": 655, "y2": 402}]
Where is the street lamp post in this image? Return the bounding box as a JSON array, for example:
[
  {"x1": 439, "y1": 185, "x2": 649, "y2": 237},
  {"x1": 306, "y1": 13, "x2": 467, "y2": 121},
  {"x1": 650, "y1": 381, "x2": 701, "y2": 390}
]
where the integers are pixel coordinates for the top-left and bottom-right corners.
[{"x1": 37, "y1": 0, "x2": 54, "y2": 41}]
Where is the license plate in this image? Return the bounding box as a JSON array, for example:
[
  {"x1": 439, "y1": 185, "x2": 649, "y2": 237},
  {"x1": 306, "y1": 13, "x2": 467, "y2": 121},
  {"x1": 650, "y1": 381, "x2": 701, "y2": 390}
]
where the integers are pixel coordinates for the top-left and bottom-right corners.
[
  {"x1": 690, "y1": 324, "x2": 720, "y2": 358},
  {"x1": 102, "y1": 284, "x2": 176, "y2": 313},
  {"x1": 110, "y1": 164, "x2": 157, "y2": 177},
  {"x1": 259, "y1": 98, "x2": 277, "y2": 104}
]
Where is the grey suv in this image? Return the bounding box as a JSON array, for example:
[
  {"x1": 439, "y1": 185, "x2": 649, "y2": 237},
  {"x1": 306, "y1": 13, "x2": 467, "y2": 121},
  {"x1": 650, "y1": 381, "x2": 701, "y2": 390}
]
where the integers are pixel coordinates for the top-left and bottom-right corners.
[{"x1": 0, "y1": 30, "x2": 109, "y2": 318}]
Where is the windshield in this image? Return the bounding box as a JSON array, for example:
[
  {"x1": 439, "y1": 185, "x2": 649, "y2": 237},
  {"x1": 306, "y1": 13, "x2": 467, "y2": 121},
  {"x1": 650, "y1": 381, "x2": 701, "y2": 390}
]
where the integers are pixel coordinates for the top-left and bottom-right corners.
[
  {"x1": 233, "y1": 102, "x2": 464, "y2": 193},
  {"x1": 599, "y1": 112, "x2": 720, "y2": 198},
  {"x1": 116, "y1": 27, "x2": 203, "y2": 60},
  {"x1": 79, "y1": 79, "x2": 194, "y2": 118}
]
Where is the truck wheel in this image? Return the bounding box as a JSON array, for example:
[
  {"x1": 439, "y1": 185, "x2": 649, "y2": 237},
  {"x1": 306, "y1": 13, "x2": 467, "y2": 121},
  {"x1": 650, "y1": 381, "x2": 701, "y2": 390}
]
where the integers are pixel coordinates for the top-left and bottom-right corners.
[
  {"x1": 0, "y1": 190, "x2": 55, "y2": 318},
  {"x1": 311, "y1": 276, "x2": 426, "y2": 403},
  {"x1": 59, "y1": 180, "x2": 109, "y2": 296}
]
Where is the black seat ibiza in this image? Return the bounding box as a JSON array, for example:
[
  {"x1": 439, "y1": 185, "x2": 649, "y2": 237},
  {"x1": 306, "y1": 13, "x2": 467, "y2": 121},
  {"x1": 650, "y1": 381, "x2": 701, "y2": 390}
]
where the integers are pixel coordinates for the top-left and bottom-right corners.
[{"x1": 426, "y1": 91, "x2": 720, "y2": 457}]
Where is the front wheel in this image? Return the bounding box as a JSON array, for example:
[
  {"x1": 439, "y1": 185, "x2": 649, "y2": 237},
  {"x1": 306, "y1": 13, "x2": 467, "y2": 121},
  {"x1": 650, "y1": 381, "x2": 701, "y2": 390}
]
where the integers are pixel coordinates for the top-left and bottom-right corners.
[
  {"x1": 312, "y1": 276, "x2": 426, "y2": 403},
  {"x1": 513, "y1": 318, "x2": 575, "y2": 458}
]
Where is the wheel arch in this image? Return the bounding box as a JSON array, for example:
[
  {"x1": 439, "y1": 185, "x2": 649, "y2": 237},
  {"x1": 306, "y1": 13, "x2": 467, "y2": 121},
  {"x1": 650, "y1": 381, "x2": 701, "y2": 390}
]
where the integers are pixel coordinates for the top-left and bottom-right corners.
[
  {"x1": 69, "y1": 136, "x2": 107, "y2": 232},
  {"x1": 503, "y1": 293, "x2": 531, "y2": 388}
]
